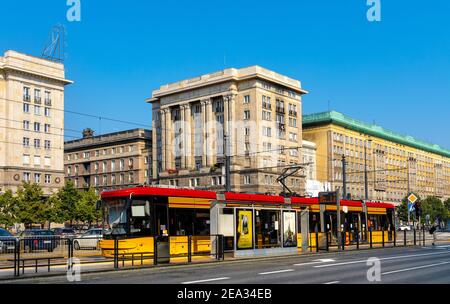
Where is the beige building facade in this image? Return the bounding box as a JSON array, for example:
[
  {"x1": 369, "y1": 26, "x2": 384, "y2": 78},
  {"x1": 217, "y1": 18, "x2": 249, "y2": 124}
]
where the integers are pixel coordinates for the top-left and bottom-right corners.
[
  {"x1": 148, "y1": 66, "x2": 308, "y2": 194},
  {"x1": 64, "y1": 129, "x2": 152, "y2": 193},
  {"x1": 0, "y1": 50, "x2": 72, "y2": 195},
  {"x1": 303, "y1": 111, "x2": 450, "y2": 205}
]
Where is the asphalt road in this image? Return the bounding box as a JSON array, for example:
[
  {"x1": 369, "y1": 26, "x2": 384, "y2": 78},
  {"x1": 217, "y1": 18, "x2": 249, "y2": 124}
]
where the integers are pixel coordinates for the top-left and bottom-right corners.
[{"x1": 8, "y1": 244, "x2": 450, "y2": 284}]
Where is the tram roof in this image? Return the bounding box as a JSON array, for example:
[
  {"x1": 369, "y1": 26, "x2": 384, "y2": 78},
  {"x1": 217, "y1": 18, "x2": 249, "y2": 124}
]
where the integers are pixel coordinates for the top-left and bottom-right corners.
[{"x1": 101, "y1": 187, "x2": 395, "y2": 209}]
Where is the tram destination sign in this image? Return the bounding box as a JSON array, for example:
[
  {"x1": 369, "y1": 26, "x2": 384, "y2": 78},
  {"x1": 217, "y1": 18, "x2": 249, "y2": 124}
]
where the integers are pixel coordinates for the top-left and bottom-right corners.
[{"x1": 318, "y1": 191, "x2": 337, "y2": 205}]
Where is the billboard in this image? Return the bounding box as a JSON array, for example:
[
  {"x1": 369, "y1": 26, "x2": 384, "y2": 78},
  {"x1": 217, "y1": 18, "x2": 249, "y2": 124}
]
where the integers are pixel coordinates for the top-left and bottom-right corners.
[
  {"x1": 237, "y1": 210, "x2": 253, "y2": 249},
  {"x1": 283, "y1": 212, "x2": 297, "y2": 247}
]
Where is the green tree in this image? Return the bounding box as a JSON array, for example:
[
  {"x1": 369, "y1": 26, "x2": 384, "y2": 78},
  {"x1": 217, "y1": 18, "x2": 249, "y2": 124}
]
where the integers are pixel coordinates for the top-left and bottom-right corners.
[
  {"x1": 56, "y1": 181, "x2": 81, "y2": 225},
  {"x1": 0, "y1": 190, "x2": 17, "y2": 228},
  {"x1": 421, "y1": 196, "x2": 445, "y2": 225},
  {"x1": 75, "y1": 188, "x2": 101, "y2": 228},
  {"x1": 16, "y1": 182, "x2": 49, "y2": 229}
]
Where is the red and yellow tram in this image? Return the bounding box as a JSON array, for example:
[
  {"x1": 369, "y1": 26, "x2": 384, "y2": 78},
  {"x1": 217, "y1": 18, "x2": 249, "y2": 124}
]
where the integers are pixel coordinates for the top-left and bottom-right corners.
[{"x1": 98, "y1": 187, "x2": 395, "y2": 257}]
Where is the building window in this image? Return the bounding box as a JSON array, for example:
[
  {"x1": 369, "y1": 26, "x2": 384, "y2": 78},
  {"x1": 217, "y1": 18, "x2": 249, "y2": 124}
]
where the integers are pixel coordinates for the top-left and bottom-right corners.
[
  {"x1": 244, "y1": 175, "x2": 251, "y2": 185},
  {"x1": 23, "y1": 137, "x2": 30, "y2": 148},
  {"x1": 44, "y1": 107, "x2": 51, "y2": 117},
  {"x1": 34, "y1": 89, "x2": 41, "y2": 103},
  {"x1": 129, "y1": 145, "x2": 135, "y2": 152},
  {"x1": 45, "y1": 91, "x2": 51, "y2": 106},
  {"x1": 23, "y1": 120, "x2": 30, "y2": 130},
  {"x1": 45, "y1": 140, "x2": 51, "y2": 150},
  {"x1": 120, "y1": 174, "x2": 124, "y2": 184},
  {"x1": 111, "y1": 160, "x2": 116, "y2": 171},
  {"x1": 23, "y1": 87, "x2": 31, "y2": 101},
  {"x1": 34, "y1": 156, "x2": 41, "y2": 166},
  {"x1": 23, "y1": 172, "x2": 31, "y2": 183},
  {"x1": 244, "y1": 95, "x2": 250, "y2": 104},
  {"x1": 263, "y1": 127, "x2": 272, "y2": 137},
  {"x1": 45, "y1": 174, "x2": 51, "y2": 184},
  {"x1": 34, "y1": 139, "x2": 41, "y2": 149},
  {"x1": 74, "y1": 165, "x2": 79, "y2": 174},
  {"x1": 34, "y1": 173, "x2": 41, "y2": 184},
  {"x1": 262, "y1": 110, "x2": 271, "y2": 121},
  {"x1": 103, "y1": 175, "x2": 108, "y2": 186},
  {"x1": 34, "y1": 105, "x2": 41, "y2": 115},
  {"x1": 129, "y1": 172, "x2": 134, "y2": 183},
  {"x1": 34, "y1": 122, "x2": 41, "y2": 132},
  {"x1": 94, "y1": 176, "x2": 99, "y2": 186},
  {"x1": 23, "y1": 103, "x2": 30, "y2": 113},
  {"x1": 103, "y1": 161, "x2": 107, "y2": 172},
  {"x1": 44, "y1": 124, "x2": 51, "y2": 133},
  {"x1": 129, "y1": 158, "x2": 134, "y2": 168},
  {"x1": 23, "y1": 155, "x2": 30, "y2": 165},
  {"x1": 120, "y1": 159, "x2": 124, "y2": 170},
  {"x1": 244, "y1": 110, "x2": 250, "y2": 120},
  {"x1": 44, "y1": 157, "x2": 51, "y2": 167},
  {"x1": 67, "y1": 166, "x2": 71, "y2": 175},
  {"x1": 111, "y1": 174, "x2": 116, "y2": 185}
]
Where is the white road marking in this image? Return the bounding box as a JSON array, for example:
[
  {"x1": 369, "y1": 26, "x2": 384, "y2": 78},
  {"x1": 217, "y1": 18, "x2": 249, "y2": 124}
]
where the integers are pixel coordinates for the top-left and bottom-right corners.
[
  {"x1": 258, "y1": 269, "x2": 295, "y2": 275},
  {"x1": 315, "y1": 251, "x2": 450, "y2": 268},
  {"x1": 324, "y1": 281, "x2": 340, "y2": 285},
  {"x1": 382, "y1": 261, "x2": 450, "y2": 275},
  {"x1": 182, "y1": 277, "x2": 231, "y2": 284},
  {"x1": 294, "y1": 259, "x2": 336, "y2": 267}
]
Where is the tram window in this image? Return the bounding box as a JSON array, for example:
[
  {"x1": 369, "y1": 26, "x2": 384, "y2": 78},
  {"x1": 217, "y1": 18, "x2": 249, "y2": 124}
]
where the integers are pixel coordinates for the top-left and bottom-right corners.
[
  {"x1": 309, "y1": 213, "x2": 321, "y2": 233},
  {"x1": 129, "y1": 200, "x2": 152, "y2": 237},
  {"x1": 107, "y1": 200, "x2": 127, "y2": 229},
  {"x1": 194, "y1": 210, "x2": 210, "y2": 236},
  {"x1": 169, "y1": 209, "x2": 194, "y2": 236}
]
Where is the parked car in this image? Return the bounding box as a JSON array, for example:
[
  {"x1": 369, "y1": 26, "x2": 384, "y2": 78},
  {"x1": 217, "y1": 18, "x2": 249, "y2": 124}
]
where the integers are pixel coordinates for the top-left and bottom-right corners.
[
  {"x1": 73, "y1": 229, "x2": 103, "y2": 250},
  {"x1": 398, "y1": 225, "x2": 412, "y2": 231},
  {"x1": 20, "y1": 230, "x2": 58, "y2": 253},
  {"x1": 0, "y1": 228, "x2": 17, "y2": 254},
  {"x1": 52, "y1": 228, "x2": 77, "y2": 239}
]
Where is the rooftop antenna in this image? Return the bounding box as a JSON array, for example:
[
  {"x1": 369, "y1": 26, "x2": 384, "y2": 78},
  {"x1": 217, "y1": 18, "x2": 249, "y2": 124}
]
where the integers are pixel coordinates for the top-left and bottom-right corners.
[{"x1": 41, "y1": 24, "x2": 66, "y2": 63}]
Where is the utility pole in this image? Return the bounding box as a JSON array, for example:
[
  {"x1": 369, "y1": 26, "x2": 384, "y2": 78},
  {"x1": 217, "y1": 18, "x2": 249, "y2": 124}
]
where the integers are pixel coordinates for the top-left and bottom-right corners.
[
  {"x1": 342, "y1": 155, "x2": 347, "y2": 200},
  {"x1": 337, "y1": 190, "x2": 342, "y2": 249},
  {"x1": 224, "y1": 134, "x2": 231, "y2": 192}
]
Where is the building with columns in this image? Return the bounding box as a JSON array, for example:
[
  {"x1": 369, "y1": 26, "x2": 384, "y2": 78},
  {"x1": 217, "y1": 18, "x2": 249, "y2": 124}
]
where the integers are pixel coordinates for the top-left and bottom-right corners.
[
  {"x1": 147, "y1": 66, "x2": 308, "y2": 194},
  {"x1": 0, "y1": 50, "x2": 72, "y2": 195},
  {"x1": 303, "y1": 111, "x2": 450, "y2": 205}
]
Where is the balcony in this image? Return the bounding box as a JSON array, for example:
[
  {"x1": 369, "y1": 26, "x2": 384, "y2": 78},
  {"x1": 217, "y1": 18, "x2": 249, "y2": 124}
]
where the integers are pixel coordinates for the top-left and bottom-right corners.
[
  {"x1": 262, "y1": 103, "x2": 272, "y2": 110},
  {"x1": 289, "y1": 110, "x2": 298, "y2": 117},
  {"x1": 23, "y1": 95, "x2": 31, "y2": 102},
  {"x1": 276, "y1": 107, "x2": 285, "y2": 114},
  {"x1": 277, "y1": 123, "x2": 286, "y2": 131},
  {"x1": 45, "y1": 98, "x2": 52, "y2": 106},
  {"x1": 34, "y1": 97, "x2": 42, "y2": 104}
]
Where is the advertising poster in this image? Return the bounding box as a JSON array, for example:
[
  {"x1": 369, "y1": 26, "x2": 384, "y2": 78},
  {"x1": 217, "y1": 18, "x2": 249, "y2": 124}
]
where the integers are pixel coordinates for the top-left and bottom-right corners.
[
  {"x1": 283, "y1": 212, "x2": 297, "y2": 247},
  {"x1": 237, "y1": 210, "x2": 253, "y2": 249}
]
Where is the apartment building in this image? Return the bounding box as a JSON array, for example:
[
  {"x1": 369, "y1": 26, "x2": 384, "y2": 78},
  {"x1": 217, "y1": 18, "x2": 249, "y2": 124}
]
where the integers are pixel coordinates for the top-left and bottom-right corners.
[
  {"x1": 64, "y1": 128, "x2": 152, "y2": 193},
  {"x1": 0, "y1": 50, "x2": 72, "y2": 195},
  {"x1": 303, "y1": 111, "x2": 450, "y2": 204},
  {"x1": 147, "y1": 66, "x2": 309, "y2": 194}
]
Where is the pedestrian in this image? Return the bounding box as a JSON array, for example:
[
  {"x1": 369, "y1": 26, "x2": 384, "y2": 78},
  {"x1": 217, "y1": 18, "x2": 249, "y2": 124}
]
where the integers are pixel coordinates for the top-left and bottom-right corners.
[{"x1": 429, "y1": 224, "x2": 438, "y2": 246}]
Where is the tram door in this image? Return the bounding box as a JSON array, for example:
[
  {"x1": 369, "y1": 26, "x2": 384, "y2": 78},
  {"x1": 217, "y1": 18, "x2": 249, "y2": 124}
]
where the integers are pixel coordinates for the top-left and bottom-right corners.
[
  {"x1": 152, "y1": 201, "x2": 170, "y2": 263},
  {"x1": 324, "y1": 211, "x2": 338, "y2": 244}
]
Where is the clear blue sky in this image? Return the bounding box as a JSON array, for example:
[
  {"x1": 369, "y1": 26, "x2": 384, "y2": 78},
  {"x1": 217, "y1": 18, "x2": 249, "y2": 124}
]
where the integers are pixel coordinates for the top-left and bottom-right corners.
[{"x1": 1, "y1": 1, "x2": 449, "y2": 149}]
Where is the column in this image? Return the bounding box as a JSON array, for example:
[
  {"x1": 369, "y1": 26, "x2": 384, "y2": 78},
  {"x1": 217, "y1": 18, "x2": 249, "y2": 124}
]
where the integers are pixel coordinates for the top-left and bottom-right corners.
[
  {"x1": 165, "y1": 108, "x2": 173, "y2": 171},
  {"x1": 223, "y1": 95, "x2": 230, "y2": 157},
  {"x1": 180, "y1": 105, "x2": 186, "y2": 169},
  {"x1": 205, "y1": 98, "x2": 214, "y2": 166},
  {"x1": 160, "y1": 109, "x2": 166, "y2": 172},
  {"x1": 152, "y1": 110, "x2": 159, "y2": 180},
  {"x1": 201, "y1": 100, "x2": 207, "y2": 167},
  {"x1": 229, "y1": 93, "x2": 238, "y2": 164},
  {"x1": 185, "y1": 104, "x2": 192, "y2": 169}
]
